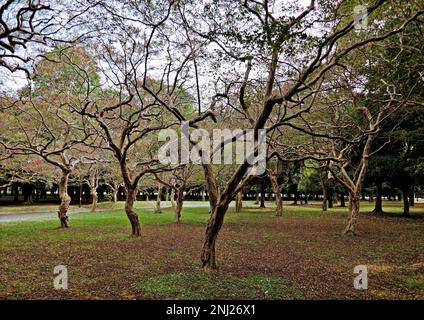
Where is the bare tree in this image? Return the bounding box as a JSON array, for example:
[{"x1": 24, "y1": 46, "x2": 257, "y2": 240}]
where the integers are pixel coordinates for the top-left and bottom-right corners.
[
  {"x1": 0, "y1": 0, "x2": 94, "y2": 77},
  {"x1": 155, "y1": 165, "x2": 201, "y2": 223},
  {"x1": 85, "y1": 164, "x2": 99, "y2": 212},
  {"x1": 175, "y1": 0, "x2": 424, "y2": 269}
]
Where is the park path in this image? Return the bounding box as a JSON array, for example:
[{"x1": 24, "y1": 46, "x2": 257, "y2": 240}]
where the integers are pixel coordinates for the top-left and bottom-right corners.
[{"x1": 0, "y1": 202, "x2": 211, "y2": 223}]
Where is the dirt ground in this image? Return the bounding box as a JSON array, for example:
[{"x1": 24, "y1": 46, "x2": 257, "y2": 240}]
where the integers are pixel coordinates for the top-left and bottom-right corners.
[{"x1": 0, "y1": 207, "x2": 423, "y2": 300}]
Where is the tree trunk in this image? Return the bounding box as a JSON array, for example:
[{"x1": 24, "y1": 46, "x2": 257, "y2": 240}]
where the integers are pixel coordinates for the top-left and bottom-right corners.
[
  {"x1": 165, "y1": 187, "x2": 169, "y2": 201},
  {"x1": 269, "y1": 174, "x2": 283, "y2": 216},
  {"x1": 235, "y1": 190, "x2": 243, "y2": 212},
  {"x1": 170, "y1": 188, "x2": 176, "y2": 210},
  {"x1": 201, "y1": 203, "x2": 228, "y2": 270},
  {"x1": 343, "y1": 192, "x2": 360, "y2": 235},
  {"x1": 402, "y1": 186, "x2": 410, "y2": 217},
  {"x1": 58, "y1": 171, "x2": 71, "y2": 228},
  {"x1": 155, "y1": 183, "x2": 162, "y2": 213},
  {"x1": 202, "y1": 188, "x2": 206, "y2": 202},
  {"x1": 322, "y1": 187, "x2": 328, "y2": 212},
  {"x1": 112, "y1": 188, "x2": 118, "y2": 203},
  {"x1": 90, "y1": 186, "x2": 98, "y2": 212},
  {"x1": 175, "y1": 189, "x2": 183, "y2": 223},
  {"x1": 319, "y1": 168, "x2": 328, "y2": 212},
  {"x1": 260, "y1": 183, "x2": 265, "y2": 208},
  {"x1": 125, "y1": 187, "x2": 141, "y2": 236},
  {"x1": 372, "y1": 181, "x2": 383, "y2": 213}
]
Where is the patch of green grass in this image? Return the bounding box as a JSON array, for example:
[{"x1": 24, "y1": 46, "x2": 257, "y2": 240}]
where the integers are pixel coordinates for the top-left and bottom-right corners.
[
  {"x1": 0, "y1": 207, "x2": 210, "y2": 241},
  {"x1": 1, "y1": 200, "x2": 422, "y2": 244},
  {"x1": 400, "y1": 275, "x2": 424, "y2": 290},
  {"x1": 138, "y1": 271, "x2": 303, "y2": 300}
]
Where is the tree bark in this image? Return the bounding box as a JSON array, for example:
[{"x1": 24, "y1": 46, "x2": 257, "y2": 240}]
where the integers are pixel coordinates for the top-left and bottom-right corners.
[
  {"x1": 174, "y1": 189, "x2": 184, "y2": 223},
  {"x1": 235, "y1": 190, "x2": 243, "y2": 212},
  {"x1": 88, "y1": 170, "x2": 99, "y2": 212},
  {"x1": 372, "y1": 181, "x2": 383, "y2": 213},
  {"x1": 269, "y1": 173, "x2": 283, "y2": 216},
  {"x1": 155, "y1": 183, "x2": 162, "y2": 213},
  {"x1": 319, "y1": 169, "x2": 328, "y2": 212},
  {"x1": 90, "y1": 187, "x2": 98, "y2": 212},
  {"x1": 402, "y1": 186, "x2": 410, "y2": 217},
  {"x1": 112, "y1": 188, "x2": 118, "y2": 203},
  {"x1": 170, "y1": 188, "x2": 176, "y2": 210},
  {"x1": 125, "y1": 187, "x2": 141, "y2": 236},
  {"x1": 343, "y1": 192, "x2": 360, "y2": 235},
  {"x1": 58, "y1": 171, "x2": 71, "y2": 228},
  {"x1": 201, "y1": 203, "x2": 228, "y2": 270}
]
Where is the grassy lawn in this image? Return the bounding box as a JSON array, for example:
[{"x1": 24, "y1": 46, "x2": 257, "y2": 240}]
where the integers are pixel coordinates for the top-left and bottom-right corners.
[{"x1": 0, "y1": 201, "x2": 423, "y2": 299}]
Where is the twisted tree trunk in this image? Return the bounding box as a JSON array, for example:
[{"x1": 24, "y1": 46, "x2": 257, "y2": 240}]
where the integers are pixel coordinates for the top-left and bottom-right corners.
[
  {"x1": 269, "y1": 173, "x2": 283, "y2": 216},
  {"x1": 175, "y1": 188, "x2": 184, "y2": 223},
  {"x1": 343, "y1": 192, "x2": 360, "y2": 235},
  {"x1": 125, "y1": 187, "x2": 141, "y2": 236},
  {"x1": 201, "y1": 202, "x2": 227, "y2": 270},
  {"x1": 58, "y1": 170, "x2": 71, "y2": 228}
]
